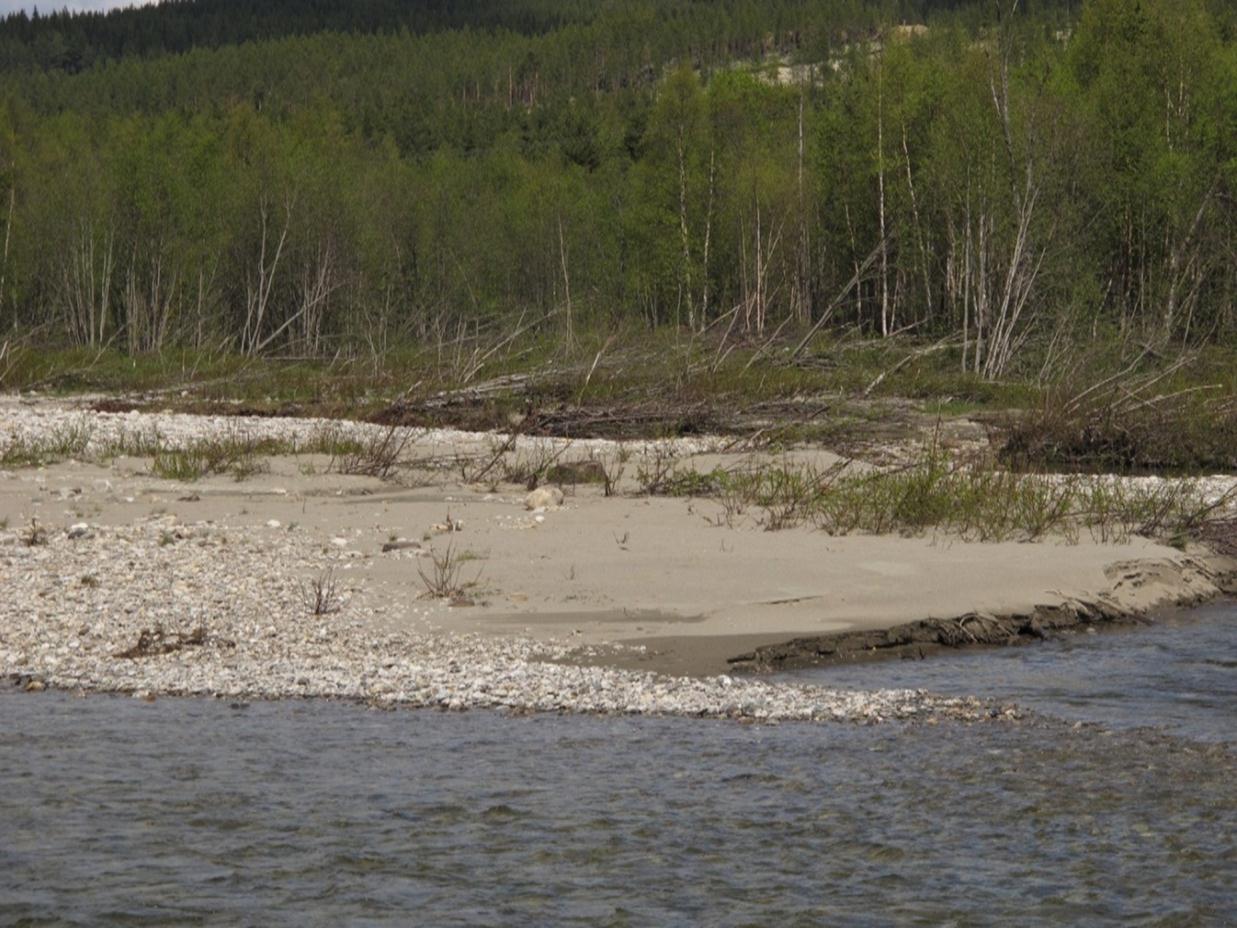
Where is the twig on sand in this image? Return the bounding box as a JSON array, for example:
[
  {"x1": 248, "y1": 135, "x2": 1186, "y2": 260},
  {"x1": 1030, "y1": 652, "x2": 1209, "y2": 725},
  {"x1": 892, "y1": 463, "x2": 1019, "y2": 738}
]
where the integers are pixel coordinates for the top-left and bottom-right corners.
[{"x1": 114, "y1": 624, "x2": 212, "y2": 659}]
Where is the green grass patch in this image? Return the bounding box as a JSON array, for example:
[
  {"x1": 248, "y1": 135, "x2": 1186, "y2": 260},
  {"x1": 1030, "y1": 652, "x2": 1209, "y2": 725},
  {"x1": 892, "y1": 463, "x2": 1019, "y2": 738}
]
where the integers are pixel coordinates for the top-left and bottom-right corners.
[
  {"x1": 0, "y1": 419, "x2": 93, "y2": 466},
  {"x1": 658, "y1": 449, "x2": 1233, "y2": 544},
  {"x1": 148, "y1": 432, "x2": 281, "y2": 481}
]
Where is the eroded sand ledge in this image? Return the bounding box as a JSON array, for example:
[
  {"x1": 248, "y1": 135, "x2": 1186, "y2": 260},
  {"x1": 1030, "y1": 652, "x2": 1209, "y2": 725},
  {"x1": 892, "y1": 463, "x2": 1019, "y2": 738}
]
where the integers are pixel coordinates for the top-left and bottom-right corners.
[
  {"x1": 2, "y1": 397, "x2": 1234, "y2": 721},
  {"x1": 724, "y1": 556, "x2": 1236, "y2": 672}
]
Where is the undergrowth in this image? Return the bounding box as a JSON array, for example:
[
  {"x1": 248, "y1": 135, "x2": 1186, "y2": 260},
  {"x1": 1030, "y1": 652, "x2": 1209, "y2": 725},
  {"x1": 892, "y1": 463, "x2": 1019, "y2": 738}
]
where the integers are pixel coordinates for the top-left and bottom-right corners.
[{"x1": 1001, "y1": 348, "x2": 1237, "y2": 473}]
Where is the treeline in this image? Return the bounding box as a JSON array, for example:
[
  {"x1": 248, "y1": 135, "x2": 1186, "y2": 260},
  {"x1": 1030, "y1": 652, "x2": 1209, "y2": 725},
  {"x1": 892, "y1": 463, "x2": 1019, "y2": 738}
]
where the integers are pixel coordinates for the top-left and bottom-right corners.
[
  {"x1": 0, "y1": 0, "x2": 580, "y2": 74},
  {"x1": 0, "y1": 0, "x2": 1074, "y2": 74},
  {"x1": 0, "y1": 0, "x2": 1233, "y2": 377}
]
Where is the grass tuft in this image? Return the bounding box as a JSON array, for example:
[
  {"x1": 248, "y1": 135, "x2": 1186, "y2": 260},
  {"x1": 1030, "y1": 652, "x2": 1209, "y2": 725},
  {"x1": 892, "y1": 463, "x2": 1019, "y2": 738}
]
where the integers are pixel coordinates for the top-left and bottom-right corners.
[
  {"x1": 0, "y1": 418, "x2": 93, "y2": 467},
  {"x1": 149, "y1": 430, "x2": 274, "y2": 481}
]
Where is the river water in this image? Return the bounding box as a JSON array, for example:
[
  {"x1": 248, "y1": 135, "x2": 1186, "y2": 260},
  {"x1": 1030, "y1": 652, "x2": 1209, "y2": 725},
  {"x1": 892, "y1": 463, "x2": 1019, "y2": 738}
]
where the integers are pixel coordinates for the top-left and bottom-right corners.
[
  {"x1": 2, "y1": 604, "x2": 1234, "y2": 926},
  {"x1": 785, "y1": 600, "x2": 1237, "y2": 744}
]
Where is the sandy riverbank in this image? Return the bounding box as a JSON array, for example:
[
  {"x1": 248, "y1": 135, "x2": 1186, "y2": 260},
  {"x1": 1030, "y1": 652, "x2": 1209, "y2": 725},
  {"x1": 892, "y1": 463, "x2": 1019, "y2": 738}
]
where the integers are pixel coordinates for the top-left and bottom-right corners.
[{"x1": 2, "y1": 397, "x2": 1234, "y2": 719}]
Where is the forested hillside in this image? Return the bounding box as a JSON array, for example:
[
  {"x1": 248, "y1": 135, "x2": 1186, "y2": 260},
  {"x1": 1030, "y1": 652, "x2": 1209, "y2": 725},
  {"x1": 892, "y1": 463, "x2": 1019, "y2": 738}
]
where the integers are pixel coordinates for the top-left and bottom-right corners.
[
  {"x1": 0, "y1": 0, "x2": 1232, "y2": 376},
  {"x1": 0, "y1": 1, "x2": 1078, "y2": 73}
]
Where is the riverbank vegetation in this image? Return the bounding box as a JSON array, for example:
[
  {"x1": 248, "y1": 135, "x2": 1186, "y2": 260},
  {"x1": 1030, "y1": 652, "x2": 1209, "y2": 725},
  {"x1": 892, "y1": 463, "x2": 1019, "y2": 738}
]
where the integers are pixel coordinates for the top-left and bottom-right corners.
[
  {"x1": 0, "y1": 0, "x2": 1233, "y2": 470},
  {"x1": 658, "y1": 446, "x2": 1236, "y2": 544}
]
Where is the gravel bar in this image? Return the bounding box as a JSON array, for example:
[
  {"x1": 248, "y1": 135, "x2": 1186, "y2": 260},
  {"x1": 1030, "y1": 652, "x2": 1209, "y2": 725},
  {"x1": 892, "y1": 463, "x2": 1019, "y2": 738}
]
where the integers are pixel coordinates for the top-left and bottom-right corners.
[{"x1": 0, "y1": 514, "x2": 1002, "y2": 723}]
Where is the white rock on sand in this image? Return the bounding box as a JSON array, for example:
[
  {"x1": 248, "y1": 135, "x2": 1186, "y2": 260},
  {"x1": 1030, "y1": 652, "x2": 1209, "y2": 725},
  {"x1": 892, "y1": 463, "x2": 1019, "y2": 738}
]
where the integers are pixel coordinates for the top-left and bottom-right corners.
[{"x1": 525, "y1": 486, "x2": 565, "y2": 511}]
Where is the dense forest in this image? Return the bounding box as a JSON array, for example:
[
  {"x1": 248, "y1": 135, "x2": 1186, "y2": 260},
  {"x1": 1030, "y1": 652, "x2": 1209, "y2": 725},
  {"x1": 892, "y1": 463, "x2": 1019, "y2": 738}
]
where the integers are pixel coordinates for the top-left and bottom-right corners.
[{"x1": 0, "y1": 0, "x2": 1233, "y2": 377}]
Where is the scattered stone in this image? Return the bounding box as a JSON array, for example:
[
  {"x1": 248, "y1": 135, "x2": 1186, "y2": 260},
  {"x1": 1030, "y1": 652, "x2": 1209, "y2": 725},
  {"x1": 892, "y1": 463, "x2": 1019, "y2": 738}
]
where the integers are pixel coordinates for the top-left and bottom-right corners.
[{"x1": 67, "y1": 523, "x2": 92, "y2": 540}]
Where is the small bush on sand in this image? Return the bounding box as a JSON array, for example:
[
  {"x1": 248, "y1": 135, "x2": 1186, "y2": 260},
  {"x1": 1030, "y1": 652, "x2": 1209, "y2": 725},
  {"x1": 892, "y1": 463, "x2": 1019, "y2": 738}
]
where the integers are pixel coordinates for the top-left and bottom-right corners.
[
  {"x1": 22, "y1": 517, "x2": 48, "y2": 547},
  {"x1": 329, "y1": 425, "x2": 412, "y2": 478},
  {"x1": 299, "y1": 569, "x2": 343, "y2": 616},
  {"x1": 417, "y1": 541, "x2": 481, "y2": 601}
]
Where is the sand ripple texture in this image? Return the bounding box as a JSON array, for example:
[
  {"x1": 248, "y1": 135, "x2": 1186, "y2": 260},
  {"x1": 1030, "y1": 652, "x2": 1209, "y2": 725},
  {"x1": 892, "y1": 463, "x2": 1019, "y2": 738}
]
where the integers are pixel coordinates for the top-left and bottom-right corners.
[{"x1": 0, "y1": 518, "x2": 994, "y2": 723}]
